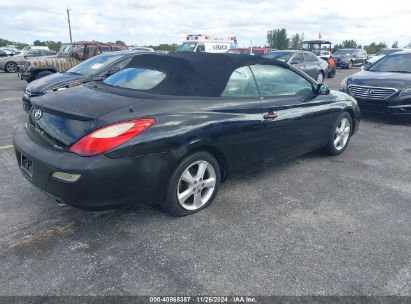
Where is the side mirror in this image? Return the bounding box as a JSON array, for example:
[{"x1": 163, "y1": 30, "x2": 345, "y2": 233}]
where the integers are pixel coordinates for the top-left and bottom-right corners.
[{"x1": 317, "y1": 83, "x2": 330, "y2": 95}]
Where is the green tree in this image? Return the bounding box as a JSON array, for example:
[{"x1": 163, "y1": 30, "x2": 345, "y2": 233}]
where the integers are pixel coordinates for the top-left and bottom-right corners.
[
  {"x1": 392, "y1": 41, "x2": 399, "y2": 48},
  {"x1": 33, "y1": 40, "x2": 46, "y2": 46},
  {"x1": 267, "y1": 28, "x2": 290, "y2": 50},
  {"x1": 341, "y1": 40, "x2": 357, "y2": 48},
  {"x1": 115, "y1": 40, "x2": 126, "y2": 45},
  {"x1": 290, "y1": 33, "x2": 303, "y2": 50}
]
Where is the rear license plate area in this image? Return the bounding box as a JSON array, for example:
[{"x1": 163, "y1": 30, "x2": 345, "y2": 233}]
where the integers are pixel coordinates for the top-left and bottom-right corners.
[{"x1": 20, "y1": 153, "x2": 33, "y2": 177}]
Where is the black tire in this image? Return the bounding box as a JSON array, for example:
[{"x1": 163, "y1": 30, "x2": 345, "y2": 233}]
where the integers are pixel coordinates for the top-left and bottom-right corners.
[
  {"x1": 323, "y1": 112, "x2": 353, "y2": 156},
  {"x1": 35, "y1": 70, "x2": 53, "y2": 80},
  {"x1": 160, "y1": 151, "x2": 221, "y2": 216},
  {"x1": 327, "y1": 68, "x2": 336, "y2": 78},
  {"x1": 5, "y1": 61, "x2": 17, "y2": 73}
]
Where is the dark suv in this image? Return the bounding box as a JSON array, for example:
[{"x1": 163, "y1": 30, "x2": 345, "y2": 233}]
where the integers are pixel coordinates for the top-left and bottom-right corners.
[{"x1": 333, "y1": 49, "x2": 367, "y2": 69}]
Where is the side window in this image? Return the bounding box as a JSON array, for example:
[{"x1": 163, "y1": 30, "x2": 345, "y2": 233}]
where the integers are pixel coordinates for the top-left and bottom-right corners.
[
  {"x1": 304, "y1": 52, "x2": 317, "y2": 62},
  {"x1": 250, "y1": 64, "x2": 313, "y2": 97},
  {"x1": 196, "y1": 44, "x2": 205, "y2": 52},
  {"x1": 221, "y1": 66, "x2": 259, "y2": 97},
  {"x1": 293, "y1": 53, "x2": 304, "y2": 63},
  {"x1": 84, "y1": 46, "x2": 96, "y2": 59},
  {"x1": 100, "y1": 46, "x2": 112, "y2": 53}
]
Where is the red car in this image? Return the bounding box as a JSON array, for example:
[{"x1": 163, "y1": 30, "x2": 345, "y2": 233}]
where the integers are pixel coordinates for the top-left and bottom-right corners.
[{"x1": 227, "y1": 48, "x2": 274, "y2": 56}]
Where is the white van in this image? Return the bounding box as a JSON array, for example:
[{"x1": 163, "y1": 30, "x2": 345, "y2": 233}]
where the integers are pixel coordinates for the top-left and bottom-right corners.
[{"x1": 176, "y1": 34, "x2": 238, "y2": 53}]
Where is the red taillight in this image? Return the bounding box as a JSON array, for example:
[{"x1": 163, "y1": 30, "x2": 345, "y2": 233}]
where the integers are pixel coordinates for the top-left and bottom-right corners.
[{"x1": 69, "y1": 119, "x2": 155, "y2": 156}]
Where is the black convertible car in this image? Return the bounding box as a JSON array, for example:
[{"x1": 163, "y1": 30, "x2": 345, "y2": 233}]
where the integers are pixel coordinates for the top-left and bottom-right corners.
[
  {"x1": 340, "y1": 50, "x2": 411, "y2": 115},
  {"x1": 13, "y1": 53, "x2": 360, "y2": 216}
]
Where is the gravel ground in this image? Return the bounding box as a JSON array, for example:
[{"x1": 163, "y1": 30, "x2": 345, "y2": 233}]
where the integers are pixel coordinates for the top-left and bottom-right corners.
[{"x1": 0, "y1": 68, "x2": 410, "y2": 296}]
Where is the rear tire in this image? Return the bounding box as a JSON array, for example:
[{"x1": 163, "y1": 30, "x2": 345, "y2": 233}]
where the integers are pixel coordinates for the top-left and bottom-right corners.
[
  {"x1": 323, "y1": 112, "x2": 353, "y2": 156},
  {"x1": 35, "y1": 70, "x2": 53, "y2": 80},
  {"x1": 160, "y1": 151, "x2": 221, "y2": 216}
]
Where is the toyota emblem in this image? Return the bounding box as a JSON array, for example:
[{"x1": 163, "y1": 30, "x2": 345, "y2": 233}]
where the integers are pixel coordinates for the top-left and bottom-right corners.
[{"x1": 33, "y1": 108, "x2": 42, "y2": 120}]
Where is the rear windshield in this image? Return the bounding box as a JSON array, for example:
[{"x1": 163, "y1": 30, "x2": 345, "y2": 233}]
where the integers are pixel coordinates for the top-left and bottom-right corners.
[
  {"x1": 103, "y1": 68, "x2": 166, "y2": 90},
  {"x1": 67, "y1": 54, "x2": 124, "y2": 76},
  {"x1": 376, "y1": 49, "x2": 402, "y2": 56}
]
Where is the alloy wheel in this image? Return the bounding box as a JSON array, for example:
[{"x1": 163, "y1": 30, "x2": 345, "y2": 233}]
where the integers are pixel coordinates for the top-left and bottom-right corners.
[
  {"x1": 334, "y1": 117, "x2": 351, "y2": 151},
  {"x1": 177, "y1": 160, "x2": 217, "y2": 211},
  {"x1": 317, "y1": 73, "x2": 324, "y2": 83},
  {"x1": 6, "y1": 62, "x2": 17, "y2": 73}
]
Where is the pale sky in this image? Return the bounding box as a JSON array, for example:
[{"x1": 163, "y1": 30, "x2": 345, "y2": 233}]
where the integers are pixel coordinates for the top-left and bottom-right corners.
[{"x1": 1, "y1": 0, "x2": 410, "y2": 47}]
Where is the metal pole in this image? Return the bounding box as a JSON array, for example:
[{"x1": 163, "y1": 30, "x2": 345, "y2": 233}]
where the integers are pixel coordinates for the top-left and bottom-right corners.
[{"x1": 67, "y1": 9, "x2": 73, "y2": 44}]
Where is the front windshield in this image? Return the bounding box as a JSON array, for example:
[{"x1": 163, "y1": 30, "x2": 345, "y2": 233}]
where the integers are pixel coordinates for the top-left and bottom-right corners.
[
  {"x1": 263, "y1": 52, "x2": 293, "y2": 62},
  {"x1": 376, "y1": 49, "x2": 401, "y2": 56},
  {"x1": 67, "y1": 54, "x2": 124, "y2": 76},
  {"x1": 176, "y1": 43, "x2": 197, "y2": 52},
  {"x1": 333, "y1": 50, "x2": 354, "y2": 56},
  {"x1": 58, "y1": 44, "x2": 73, "y2": 54},
  {"x1": 369, "y1": 54, "x2": 411, "y2": 73},
  {"x1": 104, "y1": 68, "x2": 166, "y2": 90}
]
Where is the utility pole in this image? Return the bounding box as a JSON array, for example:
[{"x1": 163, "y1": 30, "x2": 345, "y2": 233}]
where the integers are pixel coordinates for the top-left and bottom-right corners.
[{"x1": 66, "y1": 9, "x2": 73, "y2": 44}]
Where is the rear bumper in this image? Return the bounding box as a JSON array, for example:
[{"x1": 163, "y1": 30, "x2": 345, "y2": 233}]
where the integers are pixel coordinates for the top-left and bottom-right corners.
[{"x1": 13, "y1": 126, "x2": 172, "y2": 210}]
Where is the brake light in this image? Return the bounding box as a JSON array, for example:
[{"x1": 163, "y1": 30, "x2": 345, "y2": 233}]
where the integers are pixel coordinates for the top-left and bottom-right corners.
[{"x1": 69, "y1": 119, "x2": 155, "y2": 156}]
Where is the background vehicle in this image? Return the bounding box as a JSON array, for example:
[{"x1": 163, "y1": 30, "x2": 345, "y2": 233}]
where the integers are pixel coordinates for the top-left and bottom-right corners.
[
  {"x1": 364, "y1": 48, "x2": 403, "y2": 68},
  {"x1": 0, "y1": 49, "x2": 56, "y2": 73},
  {"x1": 263, "y1": 50, "x2": 328, "y2": 83},
  {"x1": 301, "y1": 40, "x2": 332, "y2": 56},
  {"x1": 340, "y1": 50, "x2": 411, "y2": 115},
  {"x1": 176, "y1": 34, "x2": 238, "y2": 53},
  {"x1": 333, "y1": 49, "x2": 368, "y2": 69},
  {"x1": 22, "y1": 50, "x2": 146, "y2": 113},
  {"x1": 18, "y1": 42, "x2": 127, "y2": 82},
  {"x1": 319, "y1": 50, "x2": 331, "y2": 60},
  {"x1": 227, "y1": 47, "x2": 273, "y2": 56},
  {"x1": 13, "y1": 53, "x2": 360, "y2": 216},
  {"x1": 21, "y1": 45, "x2": 50, "y2": 51}
]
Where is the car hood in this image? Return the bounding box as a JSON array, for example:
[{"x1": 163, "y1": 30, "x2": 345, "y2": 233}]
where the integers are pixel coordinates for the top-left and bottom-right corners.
[
  {"x1": 347, "y1": 71, "x2": 411, "y2": 90},
  {"x1": 26, "y1": 72, "x2": 85, "y2": 93},
  {"x1": 32, "y1": 84, "x2": 145, "y2": 119}
]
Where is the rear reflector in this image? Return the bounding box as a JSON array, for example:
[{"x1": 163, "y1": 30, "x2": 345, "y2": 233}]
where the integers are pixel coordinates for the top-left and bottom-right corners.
[
  {"x1": 52, "y1": 172, "x2": 81, "y2": 182},
  {"x1": 69, "y1": 119, "x2": 155, "y2": 156}
]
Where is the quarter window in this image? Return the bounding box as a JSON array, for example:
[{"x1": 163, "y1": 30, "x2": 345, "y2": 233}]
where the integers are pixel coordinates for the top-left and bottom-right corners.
[
  {"x1": 221, "y1": 66, "x2": 259, "y2": 97},
  {"x1": 250, "y1": 64, "x2": 313, "y2": 97}
]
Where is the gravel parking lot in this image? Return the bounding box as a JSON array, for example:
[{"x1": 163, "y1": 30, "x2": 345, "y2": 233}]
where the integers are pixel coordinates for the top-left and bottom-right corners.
[{"x1": 0, "y1": 68, "x2": 410, "y2": 296}]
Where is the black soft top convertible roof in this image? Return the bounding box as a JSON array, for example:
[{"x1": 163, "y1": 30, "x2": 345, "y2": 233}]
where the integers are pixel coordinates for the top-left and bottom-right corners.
[{"x1": 123, "y1": 52, "x2": 287, "y2": 97}]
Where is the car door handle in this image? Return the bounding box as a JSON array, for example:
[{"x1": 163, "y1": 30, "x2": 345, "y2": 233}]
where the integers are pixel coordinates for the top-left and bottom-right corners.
[{"x1": 263, "y1": 112, "x2": 278, "y2": 120}]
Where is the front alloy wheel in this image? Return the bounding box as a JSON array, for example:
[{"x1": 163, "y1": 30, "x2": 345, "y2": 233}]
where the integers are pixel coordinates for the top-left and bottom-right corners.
[
  {"x1": 316, "y1": 72, "x2": 324, "y2": 83},
  {"x1": 323, "y1": 112, "x2": 353, "y2": 155},
  {"x1": 334, "y1": 117, "x2": 351, "y2": 151},
  {"x1": 5, "y1": 62, "x2": 17, "y2": 73}
]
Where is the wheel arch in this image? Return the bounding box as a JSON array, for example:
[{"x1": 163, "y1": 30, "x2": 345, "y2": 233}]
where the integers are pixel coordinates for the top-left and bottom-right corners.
[{"x1": 343, "y1": 107, "x2": 356, "y2": 134}]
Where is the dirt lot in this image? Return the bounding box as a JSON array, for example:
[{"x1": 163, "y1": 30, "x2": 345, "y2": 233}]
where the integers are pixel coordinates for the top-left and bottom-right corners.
[{"x1": 0, "y1": 69, "x2": 410, "y2": 296}]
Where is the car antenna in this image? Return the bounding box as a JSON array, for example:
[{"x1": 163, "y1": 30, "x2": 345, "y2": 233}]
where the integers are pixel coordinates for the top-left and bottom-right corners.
[{"x1": 129, "y1": 105, "x2": 134, "y2": 112}]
